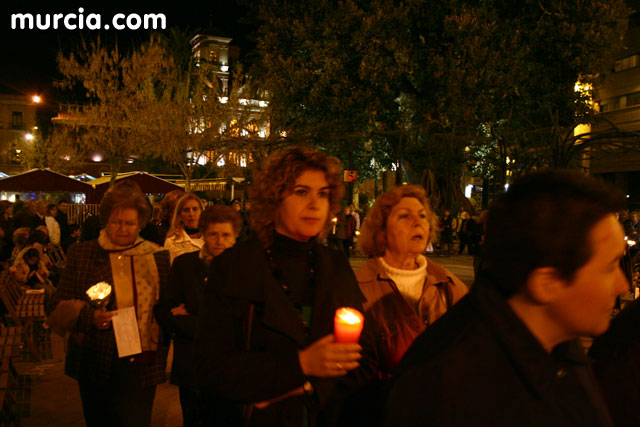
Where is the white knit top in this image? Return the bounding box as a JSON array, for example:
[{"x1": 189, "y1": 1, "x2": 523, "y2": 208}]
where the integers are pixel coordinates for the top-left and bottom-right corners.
[{"x1": 379, "y1": 255, "x2": 428, "y2": 310}]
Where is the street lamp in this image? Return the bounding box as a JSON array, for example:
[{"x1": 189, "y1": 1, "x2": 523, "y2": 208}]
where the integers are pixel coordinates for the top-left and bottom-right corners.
[
  {"x1": 32, "y1": 95, "x2": 41, "y2": 103},
  {"x1": 25, "y1": 133, "x2": 33, "y2": 141}
]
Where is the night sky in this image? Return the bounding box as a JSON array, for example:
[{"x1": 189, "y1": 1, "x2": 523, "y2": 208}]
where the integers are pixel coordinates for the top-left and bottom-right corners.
[{"x1": 1, "y1": 1, "x2": 256, "y2": 102}]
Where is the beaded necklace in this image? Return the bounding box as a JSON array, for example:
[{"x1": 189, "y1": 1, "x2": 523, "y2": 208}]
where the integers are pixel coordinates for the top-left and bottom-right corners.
[{"x1": 264, "y1": 245, "x2": 316, "y2": 340}]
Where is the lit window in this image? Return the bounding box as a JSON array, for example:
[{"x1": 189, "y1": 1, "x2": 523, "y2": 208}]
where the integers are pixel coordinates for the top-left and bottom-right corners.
[
  {"x1": 11, "y1": 112, "x2": 23, "y2": 129},
  {"x1": 229, "y1": 120, "x2": 239, "y2": 137},
  {"x1": 628, "y1": 92, "x2": 640, "y2": 107},
  {"x1": 599, "y1": 98, "x2": 620, "y2": 112},
  {"x1": 615, "y1": 54, "x2": 639, "y2": 72},
  {"x1": 239, "y1": 154, "x2": 247, "y2": 168}
]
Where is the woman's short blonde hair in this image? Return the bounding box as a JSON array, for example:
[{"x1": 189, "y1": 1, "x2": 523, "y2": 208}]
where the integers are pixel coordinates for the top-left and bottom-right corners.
[
  {"x1": 99, "y1": 180, "x2": 151, "y2": 228},
  {"x1": 250, "y1": 146, "x2": 345, "y2": 248},
  {"x1": 358, "y1": 185, "x2": 439, "y2": 257},
  {"x1": 167, "y1": 193, "x2": 204, "y2": 239}
]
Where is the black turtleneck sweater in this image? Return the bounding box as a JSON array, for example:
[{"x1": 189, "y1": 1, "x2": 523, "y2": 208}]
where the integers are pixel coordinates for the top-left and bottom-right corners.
[{"x1": 270, "y1": 232, "x2": 315, "y2": 312}]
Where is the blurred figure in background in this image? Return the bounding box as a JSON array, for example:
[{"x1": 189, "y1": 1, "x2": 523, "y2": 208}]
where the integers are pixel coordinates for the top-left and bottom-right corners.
[
  {"x1": 472, "y1": 210, "x2": 489, "y2": 280},
  {"x1": 157, "y1": 190, "x2": 185, "y2": 244},
  {"x1": 456, "y1": 211, "x2": 470, "y2": 255},
  {"x1": 10, "y1": 227, "x2": 31, "y2": 265},
  {"x1": 0, "y1": 201, "x2": 15, "y2": 263},
  {"x1": 624, "y1": 210, "x2": 640, "y2": 241},
  {"x1": 12, "y1": 247, "x2": 52, "y2": 294},
  {"x1": 328, "y1": 208, "x2": 348, "y2": 255},
  {"x1": 344, "y1": 205, "x2": 357, "y2": 257},
  {"x1": 439, "y1": 210, "x2": 455, "y2": 256},
  {"x1": 238, "y1": 199, "x2": 253, "y2": 242},
  {"x1": 56, "y1": 199, "x2": 71, "y2": 246},
  {"x1": 34, "y1": 201, "x2": 47, "y2": 229},
  {"x1": 164, "y1": 194, "x2": 204, "y2": 264},
  {"x1": 62, "y1": 224, "x2": 81, "y2": 253},
  {"x1": 349, "y1": 203, "x2": 360, "y2": 231},
  {"x1": 45, "y1": 204, "x2": 61, "y2": 247},
  {"x1": 13, "y1": 200, "x2": 37, "y2": 229}
]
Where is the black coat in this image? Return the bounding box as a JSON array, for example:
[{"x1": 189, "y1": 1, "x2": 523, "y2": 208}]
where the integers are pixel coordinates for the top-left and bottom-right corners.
[
  {"x1": 195, "y1": 235, "x2": 367, "y2": 427},
  {"x1": 386, "y1": 282, "x2": 613, "y2": 427},
  {"x1": 589, "y1": 297, "x2": 640, "y2": 427},
  {"x1": 154, "y1": 251, "x2": 207, "y2": 389},
  {"x1": 13, "y1": 210, "x2": 40, "y2": 230},
  {"x1": 55, "y1": 211, "x2": 69, "y2": 241}
]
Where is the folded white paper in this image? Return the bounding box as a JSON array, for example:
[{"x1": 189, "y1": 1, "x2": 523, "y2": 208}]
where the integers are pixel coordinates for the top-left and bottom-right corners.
[{"x1": 111, "y1": 307, "x2": 142, "y2": 358}]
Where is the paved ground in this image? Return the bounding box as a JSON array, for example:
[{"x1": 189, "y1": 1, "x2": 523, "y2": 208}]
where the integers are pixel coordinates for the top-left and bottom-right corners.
[
  {"x1": 16, "y1": 335, "x2": 183, "y2": 427},
  {"x1": 17, "y1": 254, "x2": 474, "y2": 426}
]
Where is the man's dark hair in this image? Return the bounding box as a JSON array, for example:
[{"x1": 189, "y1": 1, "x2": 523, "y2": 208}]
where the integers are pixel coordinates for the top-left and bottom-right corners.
[
  {"x1": 24, "y1": 248, "x2": 40, "y2": 261},
  {"x1": 28, "y1": 229, "x2": 48, "y2": 245},
  {"x1": 484, "y1": 169, "x2": 625, "y2": 297}
]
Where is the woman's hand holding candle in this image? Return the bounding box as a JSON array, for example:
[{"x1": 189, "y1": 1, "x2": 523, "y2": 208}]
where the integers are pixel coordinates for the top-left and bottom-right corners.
[
  {"x1": 298, "y1": 334, "x2": 362, "y2": 377},
  {"x1": 93, "y1": 309, "x2": 115, "y2": 330}
]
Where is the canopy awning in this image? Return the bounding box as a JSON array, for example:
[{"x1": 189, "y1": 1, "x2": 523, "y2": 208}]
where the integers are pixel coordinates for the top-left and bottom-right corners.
[
  {"x1": 0, "y1": 169, "x2": 93, "y2": 193},
  {"x1": 88, "y1": 171, "x2": 184, "y2": 203}
]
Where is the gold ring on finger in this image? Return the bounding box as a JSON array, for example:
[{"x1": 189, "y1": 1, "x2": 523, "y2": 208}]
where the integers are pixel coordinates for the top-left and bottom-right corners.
[{"x1": 336, "y1": 362, "x2": 343, "y2": 369}]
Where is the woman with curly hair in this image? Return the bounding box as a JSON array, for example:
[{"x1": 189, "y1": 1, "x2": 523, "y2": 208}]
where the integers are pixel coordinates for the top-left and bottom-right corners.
[
  {"x1": 164, "y1": 193, "x2": 204, "y2": 264},
  {"x1": 196, "y1": 146, "x2": 369, "y2": 427}
]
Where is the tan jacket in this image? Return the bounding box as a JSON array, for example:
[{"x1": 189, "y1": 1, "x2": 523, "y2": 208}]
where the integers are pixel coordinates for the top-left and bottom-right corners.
[{"x1": 356, "y1": 257, "x2": 468, "y2": 376}]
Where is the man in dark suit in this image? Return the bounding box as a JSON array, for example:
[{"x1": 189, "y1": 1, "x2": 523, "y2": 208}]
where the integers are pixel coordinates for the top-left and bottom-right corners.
[
  {"x1": 386, "y1": 170, "x2": 628, "y2": 426},
  {"x1": 13, "y1": 200, "x2": 37, "y2": 229},
  {"x1": 55, "y1": 199, "x2": 71, "y2": 247}
]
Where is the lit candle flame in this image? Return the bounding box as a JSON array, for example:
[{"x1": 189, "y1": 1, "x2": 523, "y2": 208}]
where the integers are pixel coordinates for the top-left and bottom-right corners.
[
  {"x1": 86, "y1": 282, "x2": 112, "y2": 301},
  {"x1": 336, "y1": 308, "x2": 362, "y2": 325}
]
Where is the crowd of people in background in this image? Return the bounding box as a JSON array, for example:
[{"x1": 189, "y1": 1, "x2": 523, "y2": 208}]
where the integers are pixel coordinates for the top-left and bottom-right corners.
[
  {"x1": 0, "y1": 146, "x2": 633, "y2": 426},
  {"x1": 0, "y1": 191, "x2": 256, "y2": 295},
  {"x1": 434, "y1": 207, "x2": 486, "y2": 258},
  {"x1": 0, "y1": 199, "x2": 72, "y2": 292}
]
